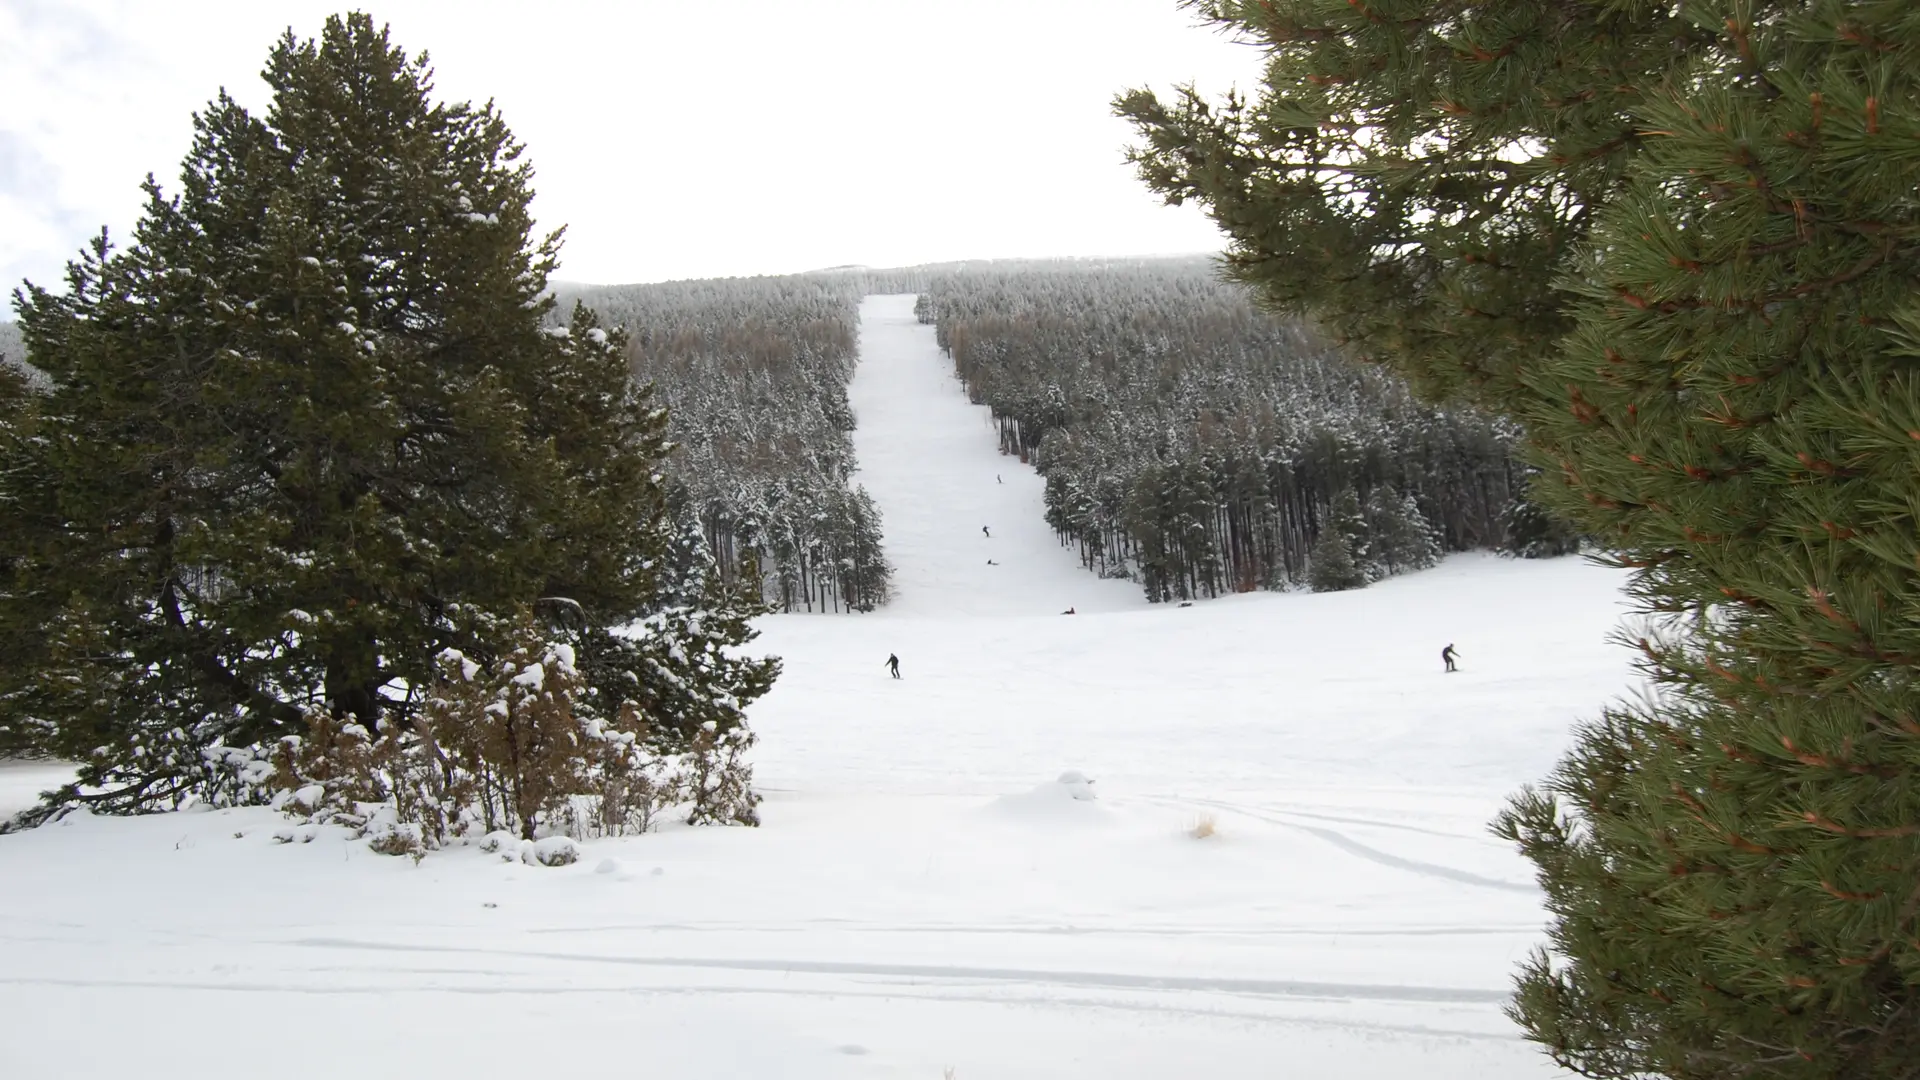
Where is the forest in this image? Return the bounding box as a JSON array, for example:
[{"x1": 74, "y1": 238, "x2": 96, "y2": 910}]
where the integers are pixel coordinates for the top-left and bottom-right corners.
[
  {"x1": 555, "y1": 276, "x2": 891, "y2": 614},
  {"x1": 915, "y1": 259, "x2": 1574, "y2": 602},
  {"x1": 560, "y1": 258, "x2": 1573, "y2": 612},
  {"x1": 0, "y1": 322, "x2": 24, "y2": 381}
]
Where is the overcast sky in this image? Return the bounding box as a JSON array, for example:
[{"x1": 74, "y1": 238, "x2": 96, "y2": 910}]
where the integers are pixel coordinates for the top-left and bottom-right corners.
[{"x1": 1, "y1": 0, "x2": 1264, "y2": 302}]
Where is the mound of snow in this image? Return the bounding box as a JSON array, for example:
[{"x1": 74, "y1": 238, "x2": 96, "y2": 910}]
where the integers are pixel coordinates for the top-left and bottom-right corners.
[
  {"x1": 1054, "y1": 770, "x2": 1097, "y2": 799},
  {"x1": 986, "y1": 771, "x2": 1111, "y2": 825},
  {"x1": 521, "y1": 836, "x2": 579, "y2": 867},
  {"x1": 478, "y1": 830, "x2": 518, "y2": 857}
]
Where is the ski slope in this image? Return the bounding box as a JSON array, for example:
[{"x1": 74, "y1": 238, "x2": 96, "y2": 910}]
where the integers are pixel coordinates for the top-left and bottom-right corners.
[
  {"x1": 846, "y1": 294, "x2": 1144, "y2": 615},
  {"x1": 0, "y1": 295, "x2": 1643, "y2": 1080}
]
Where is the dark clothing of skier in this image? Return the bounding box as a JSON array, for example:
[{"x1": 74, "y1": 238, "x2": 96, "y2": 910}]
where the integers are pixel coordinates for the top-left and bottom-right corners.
[
  {"x1": 1442, "y1": 644, "x2": 1458, "y2": 673},
  {"x1": 886, "y1": 653, "x2": 900, "y2": 679},
  {"x1": 1062, "y1": 606, "x2": 1076, "y2": 615},
  {"x1": 982, "y1": 525, "x2": 991, "y2": 538}
]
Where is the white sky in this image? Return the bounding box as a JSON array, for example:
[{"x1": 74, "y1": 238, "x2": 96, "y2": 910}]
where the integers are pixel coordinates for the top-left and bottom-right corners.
[{"x1": 0, "y1": 0, "x2": 1265, "y2": 300}]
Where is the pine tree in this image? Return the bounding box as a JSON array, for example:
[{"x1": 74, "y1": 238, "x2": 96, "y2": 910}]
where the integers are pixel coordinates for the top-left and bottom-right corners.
[
  {"x1": 1502, "y1": 481, "x2": 1581, "y2": 560},
  {"x1": 1365, "y1": 487, "x2": 1440, "y2": 577},
  {"x1": 1309, "y1": 488, "x2": 1368, "y2": 591},
  {"x1": 0, "y1": 354, "x2": 50, "y2": 758},
  {"x1": 3, "y1": 14, "x2": 775, "y2": 825},
  {"x1": 1124, "y1": 2, "x2": 1920, "y2": 1075},
  {"x1": 1307, "y1": 524, "x2": 1364, "y2": 593}
]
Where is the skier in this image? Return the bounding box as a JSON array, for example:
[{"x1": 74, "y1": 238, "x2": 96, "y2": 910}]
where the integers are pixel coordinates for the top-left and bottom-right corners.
[
  {"x1": 886, "y1": 653, "x2": 901, "y2": 679},
  {"x1": 986, "y1": 559, "x2": 998, "y2": 566},
  {"x1": 997, "y1": 474, "x2": 1003, "y2": 484},
  {"x1": 982, "y1": 525, "x2": 991, "y2": 539},
  {"x1": 1442, "y1": 643, "x2": 1459, "y2": 673},
  {"x1": 1061, "y1": 606, "x2": 1076, "y2": 615}
]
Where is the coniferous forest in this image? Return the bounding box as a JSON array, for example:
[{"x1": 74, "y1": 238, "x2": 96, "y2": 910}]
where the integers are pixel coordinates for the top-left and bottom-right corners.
[
  {"x1": 549, "y1": 258, "x2": 1577, "y2": 617},
  {"x1": 553, "y1": 277, "x2": 892, "y2": 614},
  {"x1": 0, "y1": 322, "x2": 22, "y2": 372},
  {"x1": 915, "y1": 259, "x2": 1574, "y2": 602}
]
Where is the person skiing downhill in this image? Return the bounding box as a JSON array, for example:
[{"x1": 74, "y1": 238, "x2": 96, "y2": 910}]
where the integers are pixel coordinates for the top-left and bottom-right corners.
[
  {"x1": 982, "y1": 525, "x2": 991, "y2": 539},
  {"x1": 1442, "y1": 643, "x2": 1459, "y2": 673},
  {"x1": 886, "y1": 653, "x2": 901, "y2": 679}
]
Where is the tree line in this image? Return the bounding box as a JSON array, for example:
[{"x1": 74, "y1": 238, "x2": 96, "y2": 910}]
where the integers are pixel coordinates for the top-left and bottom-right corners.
[
  {"x1": 917, "y1": 259, "x2": 1574, "y2": 602},
  {"x1": 555, "y1": 276, "x2": 891, "y2": 614}
]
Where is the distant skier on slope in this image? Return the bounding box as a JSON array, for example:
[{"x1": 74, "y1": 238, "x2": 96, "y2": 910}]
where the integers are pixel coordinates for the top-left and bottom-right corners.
[
  {"x1": 986, "y1": 559, "x2": 998, "y2": 566},
  {"x1": 982, "y1": 525, "x2": 991, "y2": 539},
  {"x1": 997, "y1": 474, "x2": 1003, "y2": 484},
  {"x1": 1062, "y1": 606, "x2": 1076, "y2": 615},
  {"x1": 1442, "y1": 643, "x2": 1459, "y2": 673},
  {"x1": 886, "y1": 653, "x2": 901, "y2": 679}
]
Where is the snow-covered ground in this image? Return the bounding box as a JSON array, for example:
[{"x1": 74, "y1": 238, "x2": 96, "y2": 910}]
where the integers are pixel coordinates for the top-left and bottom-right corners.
[{"x1": 0, "y1": 294, "x2": 1639, "y2": 1079}]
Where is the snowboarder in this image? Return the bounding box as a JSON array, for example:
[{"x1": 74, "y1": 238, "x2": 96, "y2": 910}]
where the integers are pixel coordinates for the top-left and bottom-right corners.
[
  {"x1": 982, "y1": 525, "x2": 991, "y2": 539},
  {"x1": 1442, "y1": 643, "x2": 1459, "y2": 673},
  {"x1": 886, "y1": 653, "x2": 901, "y2": 679},
  {"x1": 1061, "y1": 606, "x2": 1076, "y2": 615},
  {"x1": 986, "y1": 559, "x2": 998, "y2": 566}
]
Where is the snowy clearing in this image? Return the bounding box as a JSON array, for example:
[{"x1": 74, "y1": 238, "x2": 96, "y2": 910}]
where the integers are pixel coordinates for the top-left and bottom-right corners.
[{"x1": 0, "y1": 295, "x2": 1639, "y2": 1079}]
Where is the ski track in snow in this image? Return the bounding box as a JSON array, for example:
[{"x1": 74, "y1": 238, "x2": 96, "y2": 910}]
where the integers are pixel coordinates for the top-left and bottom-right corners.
[
  {"x1": 1145, "y1": 795, "x2": 1533, "y2": 893},
  {"x1": 267, "y1": 935, "x2": 1512, "y2": 1004},
  {"x1": 0, "y1": 294, "x2": 1642, "y2": 1079}
]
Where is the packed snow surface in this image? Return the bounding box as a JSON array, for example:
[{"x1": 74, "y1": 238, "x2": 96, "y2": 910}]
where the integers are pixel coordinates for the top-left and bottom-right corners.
[{"x1": 0, "y1": 294, "x2": 1640, "y2": 1079}]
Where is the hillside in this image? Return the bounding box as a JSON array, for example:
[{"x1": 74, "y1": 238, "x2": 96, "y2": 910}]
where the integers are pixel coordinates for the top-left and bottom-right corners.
[{"x1": 0, "y1": 292, "x2": 1633, "y2": 1079}]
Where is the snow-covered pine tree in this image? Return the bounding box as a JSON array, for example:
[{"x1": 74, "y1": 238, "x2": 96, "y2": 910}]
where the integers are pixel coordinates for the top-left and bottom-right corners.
[
  {"x1": 1365, "y1": 488, "x2": 1440, "y2": 577},
  {"x1": 1306, "y1": 520, "x2": 1364, "y2": 593},
  {"x1": 1501, "y1": 484, "x2": 1582, "y2": 560},
  {"x1": 3, "y1": 14, "x2": 775, "y2": 829},
  {"x1": 0, "y1": 321, "x2": 24, "y2": 379},
  {"x1": 1324, "y1": 486, "x2": 1373, "y2": 581}
]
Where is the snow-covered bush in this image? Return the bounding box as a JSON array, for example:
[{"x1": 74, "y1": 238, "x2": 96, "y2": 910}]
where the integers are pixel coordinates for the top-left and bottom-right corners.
[
  {"x1": 521, "y1": 836, "x2": 579, "y2": 867},
  {"x1": 274, "y1": 608, "x2": 766, "y2": 856},
  {"x1": 678, "y1": 721, "x2": 761, "y2": 827}
]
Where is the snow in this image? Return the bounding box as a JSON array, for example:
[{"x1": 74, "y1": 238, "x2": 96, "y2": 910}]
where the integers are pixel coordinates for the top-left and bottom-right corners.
[
  {"x1": 0, "y1": 759, "x2": 73, "y2": 820},
  {"x1": 0, "y1": 293, "x2": 1641, "y2": 1079},
  {"x1": 521, "y1": 835, "x2": 580, "y2": 867},
  {"x1": 510, "y1": 660, "x2": 545, "y2": 690},
  {"x1": 848, "y1": 296, "x2": 1146, "y2": 616}
]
